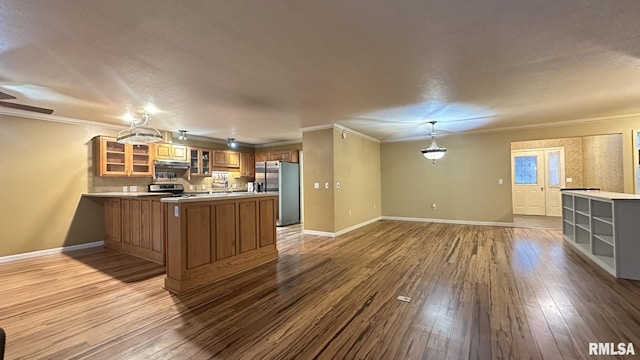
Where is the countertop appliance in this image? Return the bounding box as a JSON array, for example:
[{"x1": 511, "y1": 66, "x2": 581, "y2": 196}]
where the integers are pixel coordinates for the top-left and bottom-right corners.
[
  {"x1": 255, "y1": 161, "x2": 300, "y2": 226},
  {"x1": 148, "y1": 183, "x2": 185, "y2": 197}
]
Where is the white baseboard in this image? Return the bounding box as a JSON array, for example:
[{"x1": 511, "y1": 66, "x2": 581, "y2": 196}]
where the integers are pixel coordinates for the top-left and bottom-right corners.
[
  {"x1": 335, "y1": 217, "x2": 382, "y2": 236},
  {"x1": 302, "y1": 229, "x2": 336, "y2": 237},
  {"x1": 0, "y1": 241, "x2": 104, "y2": 264},
  {"x1": 303, "y1": 217, "x2": 383, "y2": 238},
  {"x1": 381, "y1": 216, "x2": 514, "y2": 227}
]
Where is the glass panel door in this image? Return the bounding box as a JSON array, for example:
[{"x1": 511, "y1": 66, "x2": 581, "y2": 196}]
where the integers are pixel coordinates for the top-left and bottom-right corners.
[
  {"x1": 190, "y1": 149, "x2": 199, "y2": 175},
  {"x1": 547, "y1": 150, "x2": 561, "y2": 189},
  {"x1": 512, "y1": 150, "x2": 545, "y2": 216},
  {"x1": 202, "y1": 150, "x2": 210, "y2": 175},
  {"x1": 544, "y1": 148, "x2": 565, "y2": 216},
  {"x1": 514, "y1": 155, "x2": 538, "y2": 185}
]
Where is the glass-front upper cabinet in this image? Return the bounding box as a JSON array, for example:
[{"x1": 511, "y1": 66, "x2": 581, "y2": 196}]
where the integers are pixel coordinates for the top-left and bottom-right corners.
[
  {"x1": 93, "y1": 136, "x2": 152, "y2": 177},
  {"x1": 189, "y1": 147, "x2": 212, "y2": 176}
]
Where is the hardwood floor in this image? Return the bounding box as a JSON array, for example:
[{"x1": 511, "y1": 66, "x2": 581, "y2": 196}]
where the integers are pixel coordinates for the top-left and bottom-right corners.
[
  {"x1": 513, "y1": 215, "x2": 562, "y2": 230},
  {"x1": 1, "y1": 220, "x2": 640, "y2": 359}
]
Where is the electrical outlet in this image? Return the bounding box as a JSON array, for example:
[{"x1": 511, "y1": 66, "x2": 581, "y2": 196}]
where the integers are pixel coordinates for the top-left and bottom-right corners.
[
  {"x1": 129, "y1": 186, "x2": 137, "y2": 192},
  {"x1": 122, "y1": 186, "x2": 128, "y2": 192},
  {"x1": 498, "y1": 179, "x2": 503, "y2": 185},
  {"x1": 201, "y1": 184, "x2": 207, "y2": 189},
  {"x1": 189, "y1": 185, "x2": 194, "y2": 190},
  {"x1": 232, "y1": 183, "x2": 237, "y2": 188},
  {"x1": 314, "y1": 182, "x2": 319, "y2": 189},
  {"x1": 336, "y1": 182, "x2": 341, "y2": 189}
]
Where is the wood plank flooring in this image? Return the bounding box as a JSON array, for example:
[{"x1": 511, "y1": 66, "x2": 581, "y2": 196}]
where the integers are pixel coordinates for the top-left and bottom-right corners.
[{"x1": 1, "y1": 220, "x2": 640, "y2": 359}]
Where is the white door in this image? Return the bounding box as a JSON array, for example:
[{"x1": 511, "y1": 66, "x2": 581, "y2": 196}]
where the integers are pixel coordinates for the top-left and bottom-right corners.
[
  {"x1": 512, "y1": 150, "x2": 545, "y2": 215},
  {"x1": 512, "y1": 148, "x2": 565, "y2": 216},
  {"x1": 544, "y1": 148, "x2": 565, "y2": 216}
]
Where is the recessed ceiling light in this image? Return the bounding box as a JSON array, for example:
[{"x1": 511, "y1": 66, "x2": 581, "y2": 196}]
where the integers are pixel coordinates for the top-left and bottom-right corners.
[{"x1": 144, "y1": 103, "x2": 157, "y2": 114}]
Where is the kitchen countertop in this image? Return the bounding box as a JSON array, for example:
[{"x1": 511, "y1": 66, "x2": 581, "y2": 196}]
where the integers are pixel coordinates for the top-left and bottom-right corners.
[
  {"x1": 83, "y1": 192, "x2": 172, "y2": 197},
  {"x1": 161, "y1": 191, "x2": 277, "y2": 203},
  {"x1": 562, "y1": 190, "x2": 640, "y2": 200}
]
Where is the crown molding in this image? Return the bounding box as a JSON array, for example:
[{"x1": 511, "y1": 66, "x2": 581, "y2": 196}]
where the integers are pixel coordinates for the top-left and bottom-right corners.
[
  {"x1": 382, "y1": 112, "x2": 640, "y2": 143},
  {"x1": 300, "y1": 123, "x2": 335, "y2": 133},
  {"x1": 0, "y1": 107, "x2": 125, "y2": 130},
  {"x1": 334, "y1": 124, "x2": 381, "y2": 143},
  {"x1": 255, "y1": 139, "x2": 302, "y2": 148},
  {"x1": 300, "y1": 123, "x2": 381, "y2": 143}
]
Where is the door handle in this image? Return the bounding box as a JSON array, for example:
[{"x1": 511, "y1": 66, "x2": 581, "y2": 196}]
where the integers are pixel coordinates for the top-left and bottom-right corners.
[{"x1": 540, "y1": 187, "x2": 544, "y2": 191}]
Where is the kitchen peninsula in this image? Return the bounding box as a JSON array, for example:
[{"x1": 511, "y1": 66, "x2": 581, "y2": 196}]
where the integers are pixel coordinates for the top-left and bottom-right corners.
[
  {"x1": 84, "y1": 192, "x2": 168, "y2": 264},
  {"x1": 162, "y1": 192, "x2": 278, "y2": 294}
]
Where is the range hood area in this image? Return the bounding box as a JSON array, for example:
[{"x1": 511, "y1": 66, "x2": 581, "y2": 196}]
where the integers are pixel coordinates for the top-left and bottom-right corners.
[{"x1": 153, "y1": 159, "x2": 190, "y2": 170}]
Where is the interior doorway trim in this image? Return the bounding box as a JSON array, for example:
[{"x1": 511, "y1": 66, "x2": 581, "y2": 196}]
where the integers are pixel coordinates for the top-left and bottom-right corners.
[{"x1": 511, "y1": 147, "x2": 565, "y2": 216}]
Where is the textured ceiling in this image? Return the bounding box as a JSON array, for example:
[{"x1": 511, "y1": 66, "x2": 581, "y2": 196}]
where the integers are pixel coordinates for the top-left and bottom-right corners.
[{"x1": 1, "y1": 0, "x2": 640, "y2": 144}]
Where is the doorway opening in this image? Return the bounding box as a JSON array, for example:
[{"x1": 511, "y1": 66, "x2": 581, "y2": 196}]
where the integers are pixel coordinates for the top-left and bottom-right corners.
[{"x1": 511, "y1": 147, "x2": 565, "y2": 217}]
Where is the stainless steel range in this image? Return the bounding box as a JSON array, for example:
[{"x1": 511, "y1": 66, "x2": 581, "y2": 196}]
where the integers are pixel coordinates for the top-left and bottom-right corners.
[{"x1": 148, "y1": 183, "x2": 185, "y2": 197}]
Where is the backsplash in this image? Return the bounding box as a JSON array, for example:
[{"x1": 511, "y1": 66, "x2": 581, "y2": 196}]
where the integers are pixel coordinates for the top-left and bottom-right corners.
[{"x1": 91, "y1": 172, "x2": 250, "y2": 193}]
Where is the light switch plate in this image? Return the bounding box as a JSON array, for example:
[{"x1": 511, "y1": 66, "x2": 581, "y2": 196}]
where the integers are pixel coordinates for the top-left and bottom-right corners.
[
  {"x1": 566, "y1": 177, "x2": 573, "y2": 183},
  {"x1": 129, "y1": 186, "x2": 137, "y2": 192},
  {"x1": 325, "y1": 182, "x2": 329, "y2": 189},
  {"x1": 314, "y1": 182, "x2": 319, "y2": 189},
  {"x1": 498, "y1": 179, "x2": 503, "y2": 185}
]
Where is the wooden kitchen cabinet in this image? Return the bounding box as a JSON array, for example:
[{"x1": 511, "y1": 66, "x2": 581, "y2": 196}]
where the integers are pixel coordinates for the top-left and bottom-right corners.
[
  {"x1": 93, "y1": 136, "x2": 153, "y2": 177},
  {"x1": 270, "y1": 150, "x2": 298, "y2": 162},
  {"x1": 155, "y1": 143, "x2": 188, "y2": 161},
  {"x1": 164, "y1": 194, "x2": 277, "y2": 294},
  {"x1": 121, "y1": 197, "x2": 165, "y2": 264},
  {"x1": 213, "y1": 150, "x2": 240, "y2": 169},
  {"x1": 255, "y1": 150, "x2": 299, "y2": 163},
  {"x1": 255, "y1": 152, "x2": 267, "y2": 162},
  {"x1": 189, "y1": 147, "x2": 212, "y2": 176},
  {"x1": 240, "y1": 152, "x2": 255, "y2": 177},
  {"x1": 103, "y1": 198, "x2": 122, "y2": 248}
]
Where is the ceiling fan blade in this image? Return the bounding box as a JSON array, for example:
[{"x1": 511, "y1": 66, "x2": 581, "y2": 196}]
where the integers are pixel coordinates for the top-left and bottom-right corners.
[
  {"x1": 0, "y1": 91, "x2": 17, "y2": 100},
  {"x1": 0, "y1": 100, "x2": 54, "y2": 114}
]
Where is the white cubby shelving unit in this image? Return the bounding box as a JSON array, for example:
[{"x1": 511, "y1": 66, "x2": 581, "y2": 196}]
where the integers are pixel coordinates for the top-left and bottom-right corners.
[{"x1": 561, "y1": 190, "x2": 640, "y2": 280}]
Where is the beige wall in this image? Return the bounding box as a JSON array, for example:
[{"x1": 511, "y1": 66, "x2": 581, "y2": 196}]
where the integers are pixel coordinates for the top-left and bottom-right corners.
[
  {"x1": 381, "y1": 117, "x2": 640, "y2": 223},
  {"x1": 582, "y1": 134, "x2": 624, "y2": 192},
  {"x1": 302, "y1": 129, "x2": 334, "y2": 232},
  {"x1": 0, "y1": 114, "x2": 106, "y2": 257},
  {"x1": 333, "y1": 129, "x2": 382, "y2": 232},
  {"x1": 382, "y1": 132, "x2": 513, "y2": 223},
  {"x1": 511, "y1": 137, "x2": 585, "y2": 187},
  {"x1": 0, "y1": 115, "x2": 258, "y2": 257}
]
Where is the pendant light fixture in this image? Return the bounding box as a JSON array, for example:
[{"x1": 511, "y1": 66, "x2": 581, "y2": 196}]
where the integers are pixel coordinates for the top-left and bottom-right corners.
[
  {"x1": 116, "y1": 104, "x2": 164, "y2": 145},
  {"x1": 227, "y1": 138, "x2": 237, "y2": 149},
  {"x1": 421, "y1": 121, "x2": 447, "y2": 164},
  {"x1": 177, "y1": 129, "x2": 188, "y2": 141}
]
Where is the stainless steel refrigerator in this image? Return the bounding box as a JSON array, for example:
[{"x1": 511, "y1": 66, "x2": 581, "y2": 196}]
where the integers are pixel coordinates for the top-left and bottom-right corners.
[{"x1": 255, "y1": 161, "x2": 300, "y2": 226}]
